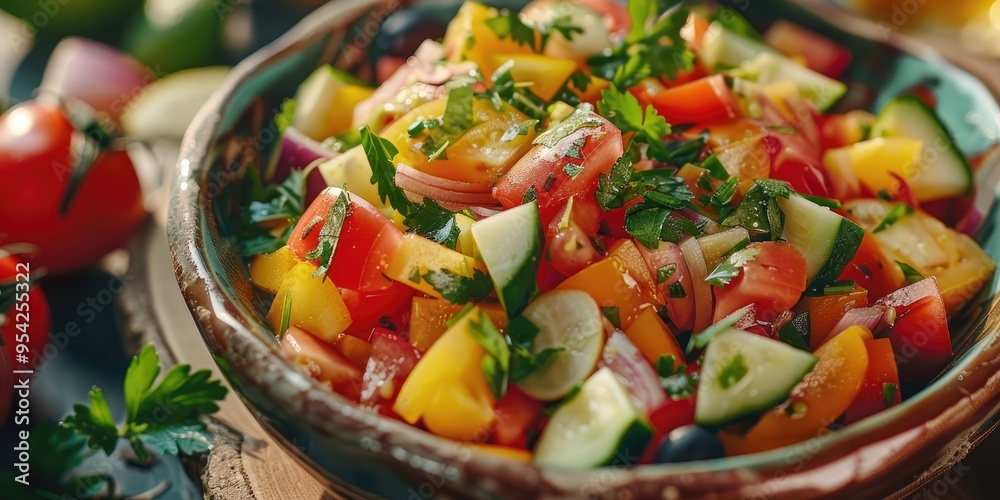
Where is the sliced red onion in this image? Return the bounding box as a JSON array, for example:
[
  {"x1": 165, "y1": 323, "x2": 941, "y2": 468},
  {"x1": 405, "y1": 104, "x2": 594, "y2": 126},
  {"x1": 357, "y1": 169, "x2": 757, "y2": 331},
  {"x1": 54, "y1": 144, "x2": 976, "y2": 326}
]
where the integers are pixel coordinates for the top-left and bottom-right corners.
[
  {"x1": 304, "y1": 166, "x2": 329, "y2": 208},
  {"x1": 679, "y1": 236, "x2": 714, "y2": 332},
  {"x1": 395, "y1": 163, "x2": 492, "y2": 194},
  {"x1": 599, "y1": 331, "x2": 666, "y2": 415},
  {"x1": 41, "y1": 37, "x2": 154, "y2": 125},
  {"x1": 826, "y1": 305, "x2": 895, "y2": 343},
  {"x1": 395, "y1": 168, "x2": 499, "y2": 206},
  {"x1": 467, "y1": 206, "x2": 503, "y2": 219},
  {"x1": 271, "y1": 126, "x2": 339, "y2": 183}
]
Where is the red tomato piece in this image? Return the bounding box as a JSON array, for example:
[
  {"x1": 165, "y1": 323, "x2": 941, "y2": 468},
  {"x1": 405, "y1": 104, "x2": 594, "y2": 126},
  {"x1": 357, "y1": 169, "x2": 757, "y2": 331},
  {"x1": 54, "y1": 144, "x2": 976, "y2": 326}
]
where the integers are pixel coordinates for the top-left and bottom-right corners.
[
  {"x1": 712, "y1": 242, "x2": 808, "y2": 325},
  {"x1": 639, "y1": 397, "x2": 697, "y2": 464},
  {"x1": 838, "y1": 231, "x2": 906, "y2": 302},
  {"x1": 281, "y1": 327, "x2": 363, "y2": 402},
  {"x1": 494, "y1": 110, "x2": 623, "y2": 227},
  {"x1": 648, "y1": 75, "x2": 740, "y2": 125},
  {"x1": 493, "y1": 386, "x2": 543, "y2": 449},
  {"x1": 360, "y1": 329, "x2": 421, "y2": 418},
  {"x1": 0, "y1": 101, "x2": 145, "y2": 273},
  {"x1": 636, "y1": 242, "x2": 695, "y2": 331},
  {"x1": 288, "y1": 188, "x2": 415, "y2": 334},
  {"x1": 843, "y1": 338, "x2": 902, "y2": 424},
  {"x1": 876, "y1": 277, "x2": 953, "y2": 383}
]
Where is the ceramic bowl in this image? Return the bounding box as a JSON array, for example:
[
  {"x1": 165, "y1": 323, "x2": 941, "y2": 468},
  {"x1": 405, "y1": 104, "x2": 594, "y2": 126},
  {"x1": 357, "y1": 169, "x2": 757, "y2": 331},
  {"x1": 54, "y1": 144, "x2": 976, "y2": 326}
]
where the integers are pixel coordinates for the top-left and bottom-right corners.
[{"x1": 168, "y1": 0, "x2": 1000, "y2": 497}]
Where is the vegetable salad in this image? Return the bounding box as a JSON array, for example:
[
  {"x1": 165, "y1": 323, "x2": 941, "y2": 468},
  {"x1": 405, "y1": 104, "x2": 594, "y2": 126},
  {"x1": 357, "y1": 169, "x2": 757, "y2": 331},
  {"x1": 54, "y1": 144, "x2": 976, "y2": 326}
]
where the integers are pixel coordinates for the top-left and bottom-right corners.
[{"x1": 241, "y1": 0, "x2": 997, "y2": 468}]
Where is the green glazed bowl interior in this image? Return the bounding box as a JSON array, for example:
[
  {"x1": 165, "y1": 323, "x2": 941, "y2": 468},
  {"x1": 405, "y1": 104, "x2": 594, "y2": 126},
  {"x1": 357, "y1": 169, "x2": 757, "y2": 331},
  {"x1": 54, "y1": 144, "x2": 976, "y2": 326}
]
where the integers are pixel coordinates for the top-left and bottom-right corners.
[{"x1": 168, "y1": 0, "x2": 1000, "y2": 497}]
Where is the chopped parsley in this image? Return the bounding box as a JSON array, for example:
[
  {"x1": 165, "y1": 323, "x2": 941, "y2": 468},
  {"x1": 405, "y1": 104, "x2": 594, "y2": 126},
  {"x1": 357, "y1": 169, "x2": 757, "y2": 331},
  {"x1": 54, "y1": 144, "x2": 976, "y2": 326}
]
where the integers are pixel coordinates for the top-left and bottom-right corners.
[
  {"x1": 403, "y1": 199, "x2": 473, "y2": 250},
  {"x1": 508, "y1": 315, "x2": 565, "y2": 382},
  {"x1": 360, "y1": 125, "x2": 414, "y2": 216},
  {"x1": 534, "y1": 105, "x2": 603, "y2": 148},
  {"x1": 417, "y1": 79, "x2": 476, "y2": 162},
  {"x1": 467, "y1": 311, "x2": 510, "y2": 399},
  {"x1": 897, "y1": 261, "x2": 925, "y2": 284},
  {"x1": 597, "y1": 86, "x2": 672, "y2": 160},
  {"x1": 688, "y1": 305, "x2": 752, "y2": 353},
  {"x1": 485, "y1": 10, "x2": 583, "y2": 53},
  {"x1": 657, "y1": 264, "x2": 677, "y2": 284},
  {"x1": 655, "y1": 355, "x2": 697, "y2": 399},
  {"x1": 721, "y1": 179, "x2": 792, "y2": 239},
  {"x1": 239, "y1": 167, "x2": 306, "y2": 256},
  {"x1": 304, "y1": 190, "x2": 351, "y2": 278},
  {"x1": 883, "y1": 382, "x2": 898, "y2": 407},
  {"x1": 705, "y1": 245, "x2": 760, "y2": 287},
  {"x1": 422, "y1": 268, "x2": 494, "y2": 304},
  {"x1": 873, "y1": 203, "x2": 914, "y2": 233},
  {"x1": 717, "y1": 353, "x2": 749, "y2": 389}
]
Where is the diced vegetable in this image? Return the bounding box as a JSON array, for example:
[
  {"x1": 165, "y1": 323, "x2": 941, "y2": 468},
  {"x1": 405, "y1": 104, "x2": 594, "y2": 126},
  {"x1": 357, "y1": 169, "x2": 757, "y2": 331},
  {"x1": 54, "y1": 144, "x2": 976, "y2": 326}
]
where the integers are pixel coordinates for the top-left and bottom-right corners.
[
  {"x1": 876, "y1": 278, "x2": 953, "y2": 382},
  {"x1": 870, "y1": 95, "x2": 973, "y2": 201},
  {"x1": 699, "y1": 21, "x2": 774, "y2": 70},
  {"x1": 472, "y1": 201, "x2": 544, "y2": 317},
  {"x1": 623, "y1": 308, "x2": 684, "y2": 365},
  {"x1": 711, "y1": 241, "x2": 807, "y2": 324},
  {"x1": 266, "y1": 261, "x2": 352, "y2": 342},
  {"x1": 843, "y1": 338, "x2": 901, "y2": 424},
  {"x1": 696, "y1": 328, "x2": 817, "y2": 426},
  {"x1": 600, "y1": 331, "x2": 668, "y2": 414},
  {"x1": 806, "y1": 287, "x2": 868, "y2": 349},
  {"x1": 281, "y1": 327, "x2": 362, "y2": 402},
  {"x1": 778, "y1": 193, "x2": 864, "y2": 286},
  {"x1": 288, "y1": 64, "x2": 373, "y2": 141},
  {"x1": 697, "y1": 226, "x2": 750, "y2": 270},
  {"x1": 408, "y1": 297, "x2": 508, "y2": 352},
  {"x1": 557, "y1": 240, "x2": 659, "y2": 329},
  {"x1": 493, "y1": 53, "x2": 578, "y2": 101},
  {"x1": 731, "y1": 52, "x2": 847, "y2": 111},
  {"x1": 384, "y1": 234, "x2": 489, "y2": 299},
  {"x1": 534, "y1": 367, "x2": 653, "y2": 468},
  {"x1": 316, "y1": 146, "x2": 403, "y2": 225},
  {"x1": 517, "y1": 290, "x2": 605, "y2": 401},
  {"x1": 249, "y1": 246, "x2": 298, "y2": 294}
]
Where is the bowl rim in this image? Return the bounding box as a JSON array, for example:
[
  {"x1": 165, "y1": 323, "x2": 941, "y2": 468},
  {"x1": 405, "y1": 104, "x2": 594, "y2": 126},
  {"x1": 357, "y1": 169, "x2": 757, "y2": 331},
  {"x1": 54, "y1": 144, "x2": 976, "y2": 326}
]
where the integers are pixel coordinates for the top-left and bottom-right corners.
[{"x1": 168, "y1": 0, "x2": 1000, "y2": 497}]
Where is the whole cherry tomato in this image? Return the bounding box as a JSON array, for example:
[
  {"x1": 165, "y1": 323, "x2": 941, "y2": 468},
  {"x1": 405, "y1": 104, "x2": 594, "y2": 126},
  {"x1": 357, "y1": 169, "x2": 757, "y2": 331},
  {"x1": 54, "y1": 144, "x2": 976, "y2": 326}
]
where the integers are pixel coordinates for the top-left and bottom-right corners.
[
  {"x1": 0, "y1": 100, "x2": 146, "y2": 273},
  {"x1": 0, "y1": 250, "x2": 50, "y2": 374}
]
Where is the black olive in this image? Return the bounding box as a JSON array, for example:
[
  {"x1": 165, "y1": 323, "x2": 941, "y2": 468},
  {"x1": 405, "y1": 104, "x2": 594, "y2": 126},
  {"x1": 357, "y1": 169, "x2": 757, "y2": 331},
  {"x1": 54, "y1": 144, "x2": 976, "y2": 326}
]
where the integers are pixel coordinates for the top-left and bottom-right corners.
[{"x1": 655, "y1": 425, "x2": 726, "y2": 464}]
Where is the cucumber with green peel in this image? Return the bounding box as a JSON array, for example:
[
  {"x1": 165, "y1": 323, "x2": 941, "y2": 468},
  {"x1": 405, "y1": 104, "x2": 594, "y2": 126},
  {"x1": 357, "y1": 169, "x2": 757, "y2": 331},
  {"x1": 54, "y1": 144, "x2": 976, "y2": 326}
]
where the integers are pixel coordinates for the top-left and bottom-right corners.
[
  {"x1": 516, "y1": 290, "x2": 604, "y2": 401},
  {"x1": 778, "y1": 194, "x2": 864, "y2": 286},
  {"x1": 871, "y1": 95, "x2": 973, "y2": 201},
  {"x1": 699, "y1": 21, "x2": 775, "y2": 70},
  {"x1": 696, "y1": 329, "x2": 817, "y2": 427},
  {"x1": 732, "y1": 52, "x2": 847, "y2": 112},
  {"x1": 534, "y1": 367, "x2": 653, "y2": 469},
  {"x1": 471, "y1": 201, "x2": 543, "y2": 317}
]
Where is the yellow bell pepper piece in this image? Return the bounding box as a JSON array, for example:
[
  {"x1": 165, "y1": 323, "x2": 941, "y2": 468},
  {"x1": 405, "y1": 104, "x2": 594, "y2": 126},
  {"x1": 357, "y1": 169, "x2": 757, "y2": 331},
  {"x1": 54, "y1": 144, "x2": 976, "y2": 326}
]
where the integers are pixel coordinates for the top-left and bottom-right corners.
[
  {"x1": 824, "y1": 137, "x2": 923, "y2": 196},
  {"x1": 385, "y1": 234, "x2": 488, "y2": 299},
  {"x1": 250, "y1": 246, "x2": 298, "y2": 293},
  {"x1": 266, "y1": 261, "x2": 352, "y2": 342},
  {"x1": 443, "y1": 1, "x2": 535, "y2": 77},
  {"x1": 492, "y1": 54, "x2": 578, "y2": 102}
]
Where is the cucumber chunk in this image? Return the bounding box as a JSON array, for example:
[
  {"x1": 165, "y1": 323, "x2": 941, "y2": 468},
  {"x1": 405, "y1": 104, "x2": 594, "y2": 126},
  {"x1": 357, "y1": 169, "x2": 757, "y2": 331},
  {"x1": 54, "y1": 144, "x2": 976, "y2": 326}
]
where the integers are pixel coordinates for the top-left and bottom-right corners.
[
  {"x1": 871, "y1": 95, "x2": 973, "y2": 201},
  {"x1": 696, "y1": 329, "x2": 817, "y2": 426},
  {"x1": 516, "y1": 290, "x2": 604, "y2": 401},
  {"x1": 700, "y1": 21, "x2": 775, "y2": 70},
  {"x1": 534, "y1": 367, "x2": 653, "y2": 469},
  {"x1": 291, "y1": 64, "x2": 367, "y2": 141},
  {"x1": 778, "y1": 194, "x2": 864, "y2": 286},
  {"x1": 471, "y1": 201, "x2": 543, "y2": 317},
  {"x1": 733, "y1": 52, "x2": 847, "y2": 112}
]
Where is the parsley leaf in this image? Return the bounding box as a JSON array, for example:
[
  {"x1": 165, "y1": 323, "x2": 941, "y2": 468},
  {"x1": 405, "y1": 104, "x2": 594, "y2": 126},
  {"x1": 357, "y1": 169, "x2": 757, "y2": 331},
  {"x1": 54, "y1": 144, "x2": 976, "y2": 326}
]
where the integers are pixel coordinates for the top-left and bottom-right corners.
[
  {"x1": 657, "y1": 264, "x2": 677, "y2": 284},
  {"x1": 419, "y1": 79, "x2": 476, "y2": 161},
  {"x1": 304, "y1": 190, "x2": 351, "y2": 277},
  {"x1": 660, "y1": 130, "x2": 710, "y2": 166},
  {"x1": 897, "y1": 261, "x2": 925, "y2": 284},
  {"x1": 705, "y1": 245, "x2": 760, "y2": 287},
  {"x1": 423, "y1": 268, "x2": 494, "y2": 304},
  {"x1": 404, "y1": 199, "x2": 472, "y2": 250},
  {"x1": 655, "y1": 355, "x2": 697, "y2": 399},
  {"x1": 595, "y1": 155, "x2": 638, "y2": 211},
  {"x1": 508, "y1": 315, "x2": 564, "y2": 382},
  {"x1": 590, "y1": 0, "x2": 693, "y2": 88},
  {"x1": 62, "y1": 344, "x2": 227, "y2": 465},
  {"x1": 486, "y1": 10, "x2": 582, "y2": 53},
  {"x1": 883, "y1": 382, "x2": 898, "y2": 407},
  {"x1": 467, "y1": 311, "x2": 510, "y2": 399},
  {"x1": 239, "y1": 168, "x2": 305, "y2": 256},
  {"x1": 361, "y1": 125, "x2": 415, "y2": 216},
  {"x1": 534, "y1": 104, "x2": 603, "y2": 148},
  {"x1": 873, "y1": 203, "x2": 914, "y2": 233},
  {"x1": 597, "y1": 86, "x2": 672, "y2": 159},
  {"x1": 721, "y1": 179, "x2": 791, "y2": 239}
]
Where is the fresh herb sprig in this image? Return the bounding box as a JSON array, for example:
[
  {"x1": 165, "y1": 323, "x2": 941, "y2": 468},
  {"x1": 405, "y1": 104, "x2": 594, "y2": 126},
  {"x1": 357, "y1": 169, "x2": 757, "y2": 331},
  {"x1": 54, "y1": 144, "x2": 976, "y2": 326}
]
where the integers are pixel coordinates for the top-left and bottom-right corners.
[
  {"x1": 485, "y1": 10, "x2": 583, "y2": 53},
  {"x1": 360, "y1": 126, "x2": 415, "y2": 216},
  {"x1": 239, "y1": 168, "x2": 306, "y2": 256}
]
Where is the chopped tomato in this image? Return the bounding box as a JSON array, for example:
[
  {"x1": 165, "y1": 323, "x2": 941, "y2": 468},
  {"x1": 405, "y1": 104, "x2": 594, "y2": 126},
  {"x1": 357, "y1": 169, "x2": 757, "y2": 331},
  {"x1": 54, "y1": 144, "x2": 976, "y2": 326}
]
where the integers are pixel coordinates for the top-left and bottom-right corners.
[
  {"x1": 876, "y1": 277, "x2": 953, "y2": 383},
  {"x1": 843, "y1": 338, "x2": 901, "y2": 424},
  {"x1": 648, "y1": 75, "x2": 740, "y2": 125},
  {"x1": 281, "y1": 327, "x2": 363, "y2": 402},
  {"x1": 360, "y1": 329, "x2": 421, "y2": 418},
  {"x1": 493, "y1": 110, "x2": 623, "y2": 226},
  {"x1": 493, "y1": 386, "x2": 543, "y2": 449},
  {"x1": 837, "y1": 231, "x2": 906, "y2": 301},
  {"x1": 636, "y1": 241, "x2": 696, "y2": 331},
  {"x1": 806, "y1": 287, "x2": 869, "y2": 350},
  {"x1": 288, "y1": 188, "x2": 415, "y2": 334},
  {"x1": 639, "y1": 397, "x2": 696, "y2": 464},
  {"x1": 713, "y1": 242, "x2": 808, "y2": 325}
]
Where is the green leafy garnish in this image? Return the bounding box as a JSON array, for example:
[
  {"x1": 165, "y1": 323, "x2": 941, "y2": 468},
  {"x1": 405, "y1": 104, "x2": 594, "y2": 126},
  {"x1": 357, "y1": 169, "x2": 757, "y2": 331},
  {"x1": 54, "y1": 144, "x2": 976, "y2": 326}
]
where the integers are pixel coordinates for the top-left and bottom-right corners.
[
  {"x1": 883, "y1": 382, "x2": 898, "y2": 407},
  {"x1": 897, "y1": 261, "x2": 925, "y2": 284},
  {"x1": 721, "y1": 179, "x2": 792, "y2": 239},
  {"x1": 660, "y1": 131, "x2": 710, "y2": 167},
  {"x1": 688, "y1": 305, "x2": 752, "y2": 353},
  {"x1": 589, "y1": 0, "x2": 693, "y2": 88},
  {"x1": 873, "y1": 203, "x2": 914, "y2": 233},
  {"x1": 274, "y1": 97, "x2": 296, "y2": 132},
  {"x1": 361, "y1": 125, "x2": 415, "y2": 216},
  {"x1": 562, "y1": 163, "x2": 584, "y2": 179},
  {"x1": 62, "y1": 345, "x2": 227, "y2": 464},
  {"x1": 508, "y1": 315, "x2": 564, "y2": 382},
  {"x1": 595, "y1": 155, "x2": 639, "y2": 211},
  {"x1": 239, "y1": 168, "x2": 306, "y2": 256},
  {"x1": 701, "y1": 154, "x2": 729, "y2": 180},
  {"x1": 404, "y1": 200, "x2": 472, "y2": 250},
  {"x1": 657, "y1": 264, "x2": 677, "y2": 284},
  {"x1": 716, "y1": 354, "x2": 749, "y2": 389},
  {"x1": 667, "y1": 281, "x2": 687, "y2": 298},
  {"x1": 485, "y1": 10, "x2": 583, "y2": 53},
  {"x1": 468, "y1": 311, "x2": 510, "y2": 399},
  {"x1": 422, "y1": 268, "x2": 494, "y2": 304},
  {"x1": 304, "y1": 190, "x2": 351, "y2": 278},
  {"x1": 705, "y1": 245, "x2": 760, "y2": 287},
  {"x1": 418, "y1": 79, "x2": 476, "y2": 162},
  {"x1": 655, "y1": 354, "x2": 686, "y2": 378},
  {"x1": 534, "y1": 105, "x2": 603, "y2": 148},
  {"x1": 601, "y1": 306, "x2": 622, "y2": 329},
  {"x1": 597, "y1": 86, "x2": 672, "y2": 159},
  {"x1": 655, "y1": 355, "x2": 697, "y2": 399}
]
